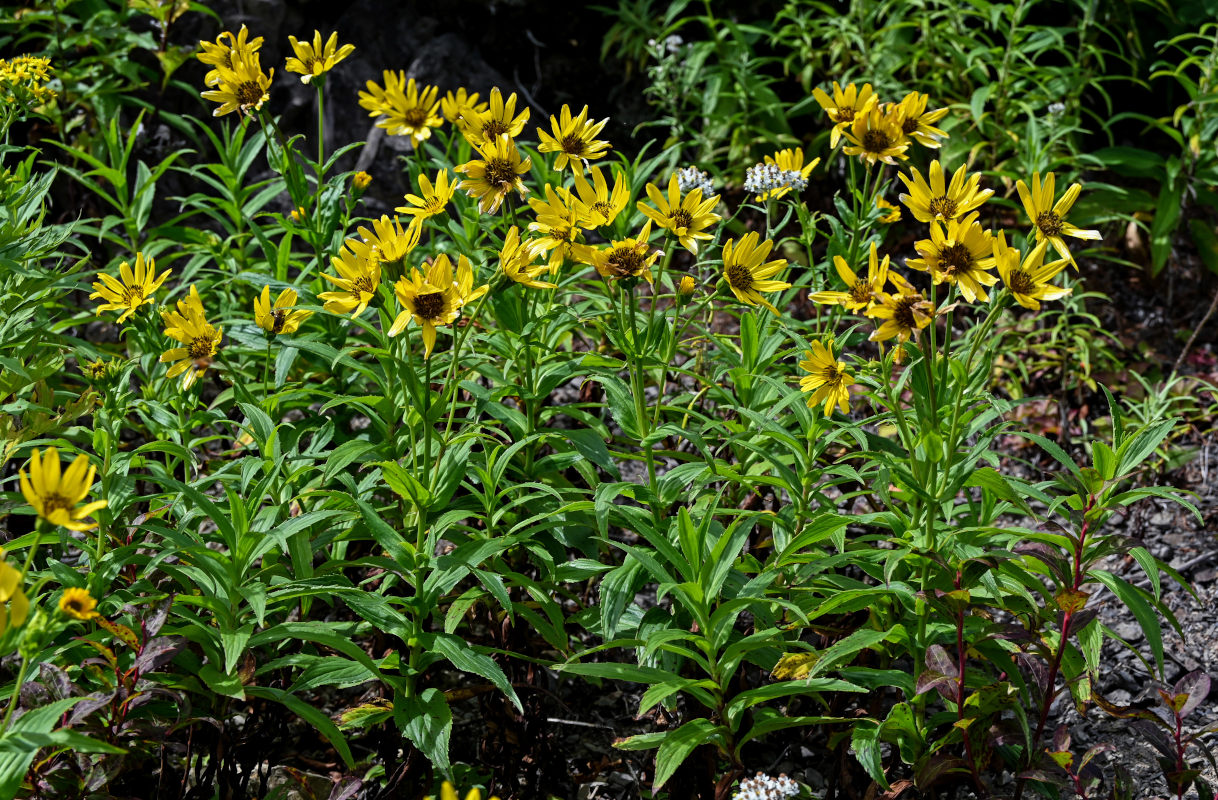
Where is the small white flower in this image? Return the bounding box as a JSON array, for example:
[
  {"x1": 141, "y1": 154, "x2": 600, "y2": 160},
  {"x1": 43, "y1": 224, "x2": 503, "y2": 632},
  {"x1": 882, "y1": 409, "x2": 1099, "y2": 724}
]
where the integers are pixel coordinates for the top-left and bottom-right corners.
[
  {"x1": 744, "y1": 163, "x2": 807, "y2": 197},
  {"x1": 733, "y1": 772, "x2": 800, "y2": 800},
  {"x1": 674, "y1": 165, "x2": 714, "y2": 197},
  {"x1": 1048, "y1": 101, "x2": 1066, "y2": 116}
]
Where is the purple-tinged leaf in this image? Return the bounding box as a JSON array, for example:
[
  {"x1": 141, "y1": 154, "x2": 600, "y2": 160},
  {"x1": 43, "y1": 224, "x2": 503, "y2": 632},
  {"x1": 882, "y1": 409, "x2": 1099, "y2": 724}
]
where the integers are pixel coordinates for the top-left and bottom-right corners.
[
  {"x1": 133, "y1": 636, "x2": 185, "y2": 675},
  {"x1": 1173, "y1": 671, "x2": 1211, "y2": 719},
  {"x1": 925, "y1": 644, "x2": 959, "y2": 678}
]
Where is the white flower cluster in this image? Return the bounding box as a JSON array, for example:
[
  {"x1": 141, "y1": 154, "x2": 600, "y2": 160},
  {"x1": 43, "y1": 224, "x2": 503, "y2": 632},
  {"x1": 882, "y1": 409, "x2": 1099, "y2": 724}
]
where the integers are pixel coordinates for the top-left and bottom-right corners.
[
  {"x1": 733, "y1": 772, "x2": 800, "y2": 800},
  {"x1": 648, "y1": 34, "x2": 685, "y2": 57},
  {"x1": 743, "y1": 163, "x2": 807, "y2": 196},
  {"x1": 675, "y1": 166, "x2": 714, "y2": 197}
]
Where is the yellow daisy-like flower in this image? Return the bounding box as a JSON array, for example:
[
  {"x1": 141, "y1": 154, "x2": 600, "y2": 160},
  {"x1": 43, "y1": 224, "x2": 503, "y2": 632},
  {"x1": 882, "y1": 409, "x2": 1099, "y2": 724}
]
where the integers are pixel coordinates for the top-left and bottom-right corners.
[
  {"x1": 637, "y1": 174, "x2": 721, "y2": 255},
  {"x1": 440, "y1": 88, "x2": 487, "y2": 124},
  {"x1": 160, "y1": 285, "x2": 223, "y2": 390},
  {"x1": 811, "y1": 81, "x2": 877, "y2": 147},
  {"x1": 891, "y1": 91, "x2": 949, "y2": 148},
  {"x1": 320, "y1": 244, "x2": 381, "y2": 319},
  {"x1": 841, "y1": 104, "x2": 910, "y2": 165},
  {"x1": 993, "y1": 232, "x2": 1072, "y2": 311},
  {"x1": 876, "y1": 197, "x2": 901, "y2": 224},
  {"x1": 200, "y1": 51, "x2": 273, "y2": 117},
  {"x1": 500, "y1": 226, "x2": 556, "y2": 289},
  {"x1": 454, "y1": 134, "x2": 532, "y2": 215},
  {"x1": 396, "y1": 170, "x2": 456, "y2": 230},
  {"x1": 284, "y1": 30, "x2": 354, "y2": 85},
  {"x1": 388, "y1": 255, "x2": 463, "y2": 358},
  {"x1": 755, "y1": 147, "x2": 820, "y2": 201},
  {"x1": 431, "y1": 781, "x2": 501, "y2": 800},
  {"x1": 866, "y1": 272, "x2": 934, "y2": 344},
  {"x1": 1015, "y1": 172, "x2": 1102, "y2": 267},
  {"x1": 527, "y1": 183, "x2": 582, "y2": 272},
  {"x1": 570, "y1": 165, "x2": 629, "y2": 230},
  {"x1": 455, "y1": 253, "x2": 490, "y2": 307},
  {"x1": 196, "y1": 25, "x2": 263, "y2": 88},
  {"x1": 90, "y1": 252, "x2": 171, "y2": 324},
  {"x1": 721, "y1": 231, "x2": 791, "y2": 315},
  {"x1": 347, "y1": 215, "x2": 420, "y2": 282},
  {"x1": 59, "y1": 587, "x2": 99, "y2": 621},
  {"x1": 905, "y1": 211, "x2": 998, "y2": 303},
  {"x1": 574, "y1": 221, "x2": 661, "y2": 284},
  {"x1": 353, "y1": 171, "x2": 372, "y2": 191},
  {"x1": 19, "y1": 448, "x2": 108, "y2": 532},
  {"x1": 898, "y1": 160, "x2": 993, "y2": 225},
  {"x1": 811, "y1": 242, "x2": 889, "y2": 311},
  {"x1": 458, "y1": 87, "x2": 530, "y2": 148},
  {"x1": 0, "y1": 551, "x2": 30, "y2": 634},
  {"x1": 536, "y1": 104, "x2": 611, "y2": 174},
  {"x1": 254, "y1": 286, "x2": 312, "y2": 335},
  {"x1": 358, "y1": 72, "x2": 443, "y2": 150},
  {"x1": 799, "y1": 339, "x2": 854, "y2": 416}
]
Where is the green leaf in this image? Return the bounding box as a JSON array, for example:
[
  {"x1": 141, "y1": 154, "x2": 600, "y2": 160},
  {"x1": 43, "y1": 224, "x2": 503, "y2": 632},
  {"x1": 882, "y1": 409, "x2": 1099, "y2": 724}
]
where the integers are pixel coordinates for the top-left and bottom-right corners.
[
  {"x1": 430, "y1": 634, "x2": 522, "y2": 711},
  {"x1": 395, "y1": 687, "x2": 452, "y2": 774},
  {"x1": 654, "y1": 718, "x2": 724, "y2": 790},
  {"x1": 247, "y1": 686, "x2": 355, "y2": 769},
  {"x1": 1091, "y1": 571, "x2": 1164, "y2": 675},
  {"x1": 851, "y1": 721, "x2": 888, "y2": 789}
]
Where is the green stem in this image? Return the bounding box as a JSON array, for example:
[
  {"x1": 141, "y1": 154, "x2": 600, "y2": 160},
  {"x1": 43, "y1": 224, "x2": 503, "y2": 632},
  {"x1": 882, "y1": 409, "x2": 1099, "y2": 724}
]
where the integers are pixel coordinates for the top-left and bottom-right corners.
[{"x1": 261, "y1": 337, "x2": 273, "y2": 410}]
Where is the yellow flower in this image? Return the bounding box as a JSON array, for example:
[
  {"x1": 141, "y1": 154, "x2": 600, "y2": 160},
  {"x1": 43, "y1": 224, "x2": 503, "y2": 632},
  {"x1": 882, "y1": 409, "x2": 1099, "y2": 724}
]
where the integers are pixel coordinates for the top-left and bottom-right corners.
[
  {"x1": 431, "y1": 781, "x2": 500, "y2": 800},
  {"x1": 637, "y1": 174, "x2": 721, "y2": 255},
  {"x1": 527, "y1": 183, "x2": 582, "y2": 272},
  {"x1": 159, "y1": 285, "x2": 223, "y2": 390},
  {"x1": 320, "y1": 244, "x2": 381, "y2": 318},
  {"x1": 353, "y1": 171, "x2": 372, "y2": 191},
  {"x1": 841, "y1": 104, "x2": 910, "y2": 165},
  {"x1": 200, "y1": 51, "x2": 273, "y2": 117},
  {"x1": 59, "y1": 587, "x2": 98, "y2": 621},
  {"x1": 455, "y1": 253, "x2": 489, "y2": 307},
  {"x1": 536, "y1": 104, "x2": 611, "y2": 174},
  {"x1": 18, "y1": 448, "x2": 107, "y2": 532},
  {"x1": 721, "y1": 232, "x2": 790, "y2": 315},
  {"x1": 891, "y1": 91, "x2": 949, "y2": 148},
  {"x1": 0, "y1": 551, "x2": 29, "y2": 634},
  {"x1": 677, "y1": 275, "x2": 696, "y2": 297},
  {"x1": 284, "y1": 30, "x2": 354, "y2": 84},
  {"x1": 811, "y1": 242, "x2": 889, "y2": 312},
  {"x1": 755, "y1": 147, "x2": 820, "y2": 201},
  {"x1": 570, "y1": 165, "x2": 629, "y2": 230},
  {"x1": 1015, "y1": 172, "x2": 1102, "y2": 267},
  {"x1": 799, "y1": 339, "x2": 854, "y2": 416},
  {"x1": 358, "y1": 72, "x2": 443, "y2": 149},
  {"x1": 898, "y1": 160, "x2": 993, "y2": 225},
  {"x1": 905, "y1": 211, "x2": 998, "y2": 303},
  {"x1": 0, "y1": 55, "x2": 57, "y2": 108},
  {"x1": 440, "y1": 88, "x2": 487, "y2": 124},
  {"x1": 388, "y1": 256, "x2": 463, "y2": 358},
  {"x1": 90, "y1": 253, "x2": 171, "y2": 323},
  {"x1": 866, "y1": 272, "x2": 934, "y2": 344},
  {"x1": 254, "y1": 286, "x2": 312, "y2": 335},
  {"x1": 574, "y1": 221, "x2": 661, "y2": 284},
  {"x1": 454, "y1": 134, "x2": 532, "y2": 215},
  {"x1": 289, "y1": 206, "x2": 305, "y2": 223},
  {"x1": 457, "y1": 87, "x2": 530, "y2": 147},
  {"x1": 500, "y1": 226, "x2": 556, "y2": 289},
  {"x1": 196, "y1": 25, "x2": 263, "y2": 88},
  {"x1": 351, "y1": 215, "x2": 420, "y2": 281},
  {"x1": 811, "y1": 81, "x2": 877, "y2": 147},
  {"x1": 876, "y1": 197, "x2": 901, "y2": 224},
  {"x1": 397, "y1": 170, "x2": 456, "y2": 230},
  {"x1": 993, "y1": 232, "x2": 1072, "y2": 311}
]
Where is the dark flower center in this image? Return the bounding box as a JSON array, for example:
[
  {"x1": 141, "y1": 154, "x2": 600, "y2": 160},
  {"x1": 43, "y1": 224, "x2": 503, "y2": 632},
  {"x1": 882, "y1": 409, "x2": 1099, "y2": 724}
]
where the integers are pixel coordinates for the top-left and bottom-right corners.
[
  {"x1": 928, "y1": 196, "x2": 958, "y2": 219},
  {"x1": 414, "y1": 291, "x2": 446, "y2": 320},
  {"x1": 670, "y1": 209, "x2": 693, "y2": 230},
  {"x1": 938, "y1": 243, "x2": 975, "y2": 276},
  {"x1": 1036, "y1": 211, "x2": 1063, "y2": 237},
  {"x1": 726, "y1": 263, "x2": 753, "y2": 291},
  {"x1": 304, "y1": 56, "x2": 321, "y2": 72},
  {"x1": 820, "y1": 365, "x2": 842, "y2": 385},
  {"x1": 485, "y1": 157, "x2": 518, "y2": 187},
  {"x1": 861, "y1": 130, "x2": 891, "y2": 152},
  {"x1": 352, "y1": 276, "x2": 376, "y2": 295},
  {"x1": 560, "y1": 133, "x2": 587, "y2": 155},
  {"x1": 43, "y1": 493, "x2": 73, "y2": 514},
  {"x1": 833, "y1": 108, "x2": 854, "y2": 123},
  {"x1": 236, "y1": 81, "x2": 264, "y2": 107},
  {"x1": 122, "y1": 286, "x2": 145, "y2": 306},
  {"x1": 848, "y1": 282, "x2": 873, "y2": 304},
  {"x1": 592, "y1": 201, "x2": 614, "y2": 222},
  {"x1": 401, "y1": 107, "x2": 428, "y2": 128},
  {"x1": 892, "y1": 296, "x2": 920, "y2": 330},
  {"x1": 188, "y1": 335, "x2": 215, "y2": 359},
  {"x1": 608, "y1": 246, "x2": 644, "y2": 278},
  {"x1": 1008, "y1": 270, "x2": 1036, "y2": 294},
  {"x1": 64, "y1": 597, "x2": 89, "y2": 614},
  {"x1": 271, "y1": 308, "x2": 287, "y2": 333},
  {"x1": 482, "y1": 119, "x2": 508, "y2": 140},
  {"x1": 902, "y1": 115, "x2": 919, "y2": 134}
]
